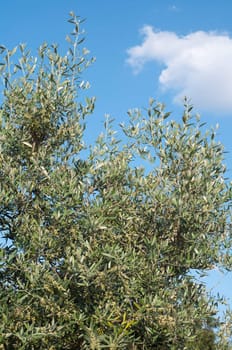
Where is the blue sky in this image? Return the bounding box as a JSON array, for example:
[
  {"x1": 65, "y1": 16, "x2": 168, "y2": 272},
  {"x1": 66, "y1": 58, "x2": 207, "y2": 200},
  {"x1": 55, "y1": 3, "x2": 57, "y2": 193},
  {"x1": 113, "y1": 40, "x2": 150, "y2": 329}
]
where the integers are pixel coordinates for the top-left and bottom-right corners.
[{"x1": 0, "y1": 1, "x2": 231, "y2": 314}]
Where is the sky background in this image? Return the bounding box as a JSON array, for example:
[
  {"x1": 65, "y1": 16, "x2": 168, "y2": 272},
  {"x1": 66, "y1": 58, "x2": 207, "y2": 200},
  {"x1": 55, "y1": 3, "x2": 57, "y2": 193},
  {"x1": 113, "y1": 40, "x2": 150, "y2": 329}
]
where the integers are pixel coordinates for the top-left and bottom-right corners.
[{"x1": 0, "y1": 0, "x2": 231, "y2": 315}]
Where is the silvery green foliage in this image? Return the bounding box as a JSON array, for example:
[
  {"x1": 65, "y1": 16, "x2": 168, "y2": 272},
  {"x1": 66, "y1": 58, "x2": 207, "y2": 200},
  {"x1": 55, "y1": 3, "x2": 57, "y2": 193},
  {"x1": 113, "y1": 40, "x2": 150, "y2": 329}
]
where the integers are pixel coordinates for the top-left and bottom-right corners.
[{"x1": 0, "y1": 13, "x2": 231, "y2": 350}]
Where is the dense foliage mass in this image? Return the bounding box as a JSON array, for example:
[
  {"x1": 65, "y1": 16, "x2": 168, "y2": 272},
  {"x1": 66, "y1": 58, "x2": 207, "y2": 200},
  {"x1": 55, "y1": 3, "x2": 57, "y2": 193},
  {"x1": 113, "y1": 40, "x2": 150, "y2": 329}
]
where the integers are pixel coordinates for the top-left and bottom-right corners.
[{"x1": 0, "y1": 13, "x2": 232, "y2": 349}]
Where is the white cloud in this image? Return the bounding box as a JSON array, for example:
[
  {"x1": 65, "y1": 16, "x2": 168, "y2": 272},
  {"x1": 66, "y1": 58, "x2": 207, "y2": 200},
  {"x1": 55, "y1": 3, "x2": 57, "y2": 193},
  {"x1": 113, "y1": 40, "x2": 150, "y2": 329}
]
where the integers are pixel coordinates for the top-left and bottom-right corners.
[
  {"x1": 168, "y1": 4, "x2": 180, "y2": 12},
  {"x1": 127, "y1": 27, "x2": 232, "y2": 114}
]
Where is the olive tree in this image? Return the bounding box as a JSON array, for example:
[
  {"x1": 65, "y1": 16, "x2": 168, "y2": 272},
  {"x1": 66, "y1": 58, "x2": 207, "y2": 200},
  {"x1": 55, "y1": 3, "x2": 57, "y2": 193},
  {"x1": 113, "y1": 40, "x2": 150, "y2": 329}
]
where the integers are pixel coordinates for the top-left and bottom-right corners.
[{"x1": 0, "y1": 13, "x2": 231, "y2": 350}]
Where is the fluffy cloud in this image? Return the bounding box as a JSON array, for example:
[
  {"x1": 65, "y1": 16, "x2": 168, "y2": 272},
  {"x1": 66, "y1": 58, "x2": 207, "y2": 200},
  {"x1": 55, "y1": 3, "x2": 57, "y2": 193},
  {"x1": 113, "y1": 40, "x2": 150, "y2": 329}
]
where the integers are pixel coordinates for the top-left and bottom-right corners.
[{"x1": 127, "y1": 27, "x2": 232, "y2": 114}]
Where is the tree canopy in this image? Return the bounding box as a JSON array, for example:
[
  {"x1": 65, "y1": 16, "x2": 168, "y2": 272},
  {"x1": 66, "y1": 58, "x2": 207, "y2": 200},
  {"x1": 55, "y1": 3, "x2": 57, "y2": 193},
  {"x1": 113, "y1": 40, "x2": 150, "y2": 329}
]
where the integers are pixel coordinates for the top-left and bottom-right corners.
[{"x1": 0, "y1": 13, "x2": 232, "y2": 349}]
